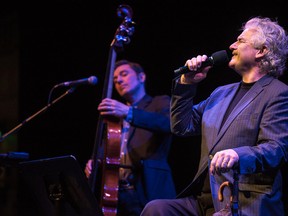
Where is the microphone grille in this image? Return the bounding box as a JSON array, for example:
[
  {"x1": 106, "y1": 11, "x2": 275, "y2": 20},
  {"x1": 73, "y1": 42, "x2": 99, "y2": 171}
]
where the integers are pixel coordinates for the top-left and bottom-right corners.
[
  {"x1": 88, "y1": 76, "x2": 98, "y2": 85},
  {"x1": 211, "y1": 50, "x2": 229, "y2": 66}
]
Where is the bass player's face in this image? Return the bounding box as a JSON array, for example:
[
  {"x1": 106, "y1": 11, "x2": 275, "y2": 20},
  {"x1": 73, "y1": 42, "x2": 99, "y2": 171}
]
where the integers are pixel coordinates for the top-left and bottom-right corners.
[{"x1": 113, "y1": 64, "x2": 145, "y2": 98}]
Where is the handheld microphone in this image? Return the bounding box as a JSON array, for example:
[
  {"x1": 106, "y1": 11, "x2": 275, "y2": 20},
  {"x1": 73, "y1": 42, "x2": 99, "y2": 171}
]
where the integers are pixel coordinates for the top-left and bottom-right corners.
[
  {"x1": 55, "y1": 76, "x2": 98, "y2": 87},
  {"x1": 174, "y1": 50, "x2": 229, "y2": 76}
]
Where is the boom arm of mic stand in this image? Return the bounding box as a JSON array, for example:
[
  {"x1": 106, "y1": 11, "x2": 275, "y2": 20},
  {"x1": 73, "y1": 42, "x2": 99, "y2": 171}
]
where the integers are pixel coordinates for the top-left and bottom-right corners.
[{"x1": 0, "y1": 87, "x2": 76, "y2": 142}]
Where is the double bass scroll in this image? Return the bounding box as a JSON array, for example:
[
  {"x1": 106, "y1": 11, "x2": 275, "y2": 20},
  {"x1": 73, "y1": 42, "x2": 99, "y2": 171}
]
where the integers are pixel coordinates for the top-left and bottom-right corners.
[{"x1": 88, "y1": 5, "x2": 135, "y2": 216}]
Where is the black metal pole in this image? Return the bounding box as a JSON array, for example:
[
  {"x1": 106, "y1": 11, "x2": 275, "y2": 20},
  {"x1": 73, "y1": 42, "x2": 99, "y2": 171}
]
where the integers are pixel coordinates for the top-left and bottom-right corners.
[{"x1": 0, "y1": 87, "x2": 75, "y2": 142}]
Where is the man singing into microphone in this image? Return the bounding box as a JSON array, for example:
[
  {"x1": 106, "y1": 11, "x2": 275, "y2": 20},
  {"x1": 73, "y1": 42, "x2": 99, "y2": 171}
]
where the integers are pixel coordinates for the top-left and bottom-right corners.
[{"x1": 140, "y1": 16, "x2": 288, "y2": 216}]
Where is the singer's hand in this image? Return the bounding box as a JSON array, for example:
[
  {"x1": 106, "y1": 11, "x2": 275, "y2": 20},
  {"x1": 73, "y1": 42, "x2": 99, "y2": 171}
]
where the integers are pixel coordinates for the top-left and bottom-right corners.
[
  {"x1": 209, "y1": 149, "x2": 239, "y2": 176},
  {"x1": 180, "y1": 55, "x2": 211, "y2": 84},
  {"x1": 98, "y1": 98, "x2": 130, "y2": 118},
  {"x1": 85, "y1": 159, "x2": 93, "y2": 178}
]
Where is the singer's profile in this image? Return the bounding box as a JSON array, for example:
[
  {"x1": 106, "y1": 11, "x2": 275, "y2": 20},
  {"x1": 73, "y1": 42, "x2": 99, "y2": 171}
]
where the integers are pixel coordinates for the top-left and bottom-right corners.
[{"x1": 141, "y1": 16, "x2": 288, "y2": 216}]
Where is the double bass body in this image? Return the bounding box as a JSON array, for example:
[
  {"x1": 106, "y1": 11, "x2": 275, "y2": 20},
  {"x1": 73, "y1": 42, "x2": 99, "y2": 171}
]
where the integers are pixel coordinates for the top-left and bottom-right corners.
[{"x1": 88, "y1": 5, "x2": 135, "y2": 216}]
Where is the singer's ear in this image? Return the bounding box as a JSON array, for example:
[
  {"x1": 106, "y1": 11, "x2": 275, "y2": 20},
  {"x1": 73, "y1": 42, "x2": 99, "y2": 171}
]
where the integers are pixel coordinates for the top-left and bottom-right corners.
[
  {"x1": 138, "y1": 72, "x2": 146, "y2": 83},
  {"x1": 256, "y1": 46, "x2": 268, "y2": 58}
]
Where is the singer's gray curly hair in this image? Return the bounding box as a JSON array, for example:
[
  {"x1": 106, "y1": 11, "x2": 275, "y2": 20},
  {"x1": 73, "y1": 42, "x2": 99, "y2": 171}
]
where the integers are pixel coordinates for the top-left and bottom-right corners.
[{"x1": 243, "y1": 17, "x2": 288, "y2": 77}]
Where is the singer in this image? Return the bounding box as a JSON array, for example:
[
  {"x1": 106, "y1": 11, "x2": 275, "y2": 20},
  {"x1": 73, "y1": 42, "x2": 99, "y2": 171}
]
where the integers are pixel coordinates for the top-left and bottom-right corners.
[{"x1": 141, "y1": 17, "x2": 288, "y2": 216}]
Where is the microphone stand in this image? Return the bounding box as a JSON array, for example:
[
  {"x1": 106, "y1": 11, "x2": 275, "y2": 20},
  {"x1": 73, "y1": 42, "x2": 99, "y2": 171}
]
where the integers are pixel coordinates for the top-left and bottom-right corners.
[{"x1": 0, "y1": 87, "x2": 76, "y2": 143}]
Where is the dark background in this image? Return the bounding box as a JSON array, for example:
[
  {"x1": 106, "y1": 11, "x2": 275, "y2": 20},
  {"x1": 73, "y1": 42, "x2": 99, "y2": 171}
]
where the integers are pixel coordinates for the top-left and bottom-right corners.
[{"x1": 0, "y1": 0, "x2": 288, "y2": 215}]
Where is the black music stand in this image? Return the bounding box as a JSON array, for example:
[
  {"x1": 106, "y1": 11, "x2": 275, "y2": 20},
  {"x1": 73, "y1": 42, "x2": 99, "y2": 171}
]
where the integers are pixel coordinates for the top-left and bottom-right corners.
[{"x1": 18, "y1": 155, "x2": 103, "y2": 216}]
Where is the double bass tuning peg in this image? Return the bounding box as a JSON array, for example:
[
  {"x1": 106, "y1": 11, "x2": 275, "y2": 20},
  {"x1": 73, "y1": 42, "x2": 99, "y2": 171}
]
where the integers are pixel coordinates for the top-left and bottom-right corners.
[{"x1": 114, "y1": 4, "x2": 135, "y2": 46}]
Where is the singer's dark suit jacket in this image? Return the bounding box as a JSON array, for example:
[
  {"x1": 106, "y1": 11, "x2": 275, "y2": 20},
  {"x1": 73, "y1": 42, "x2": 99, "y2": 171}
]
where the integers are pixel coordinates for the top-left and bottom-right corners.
[
  {"x1": 128, "y1": 94, "x2": 176, "y2": 205},
  {"x1": 171, "y1": 74, "x2": 288, "y2": 215}
]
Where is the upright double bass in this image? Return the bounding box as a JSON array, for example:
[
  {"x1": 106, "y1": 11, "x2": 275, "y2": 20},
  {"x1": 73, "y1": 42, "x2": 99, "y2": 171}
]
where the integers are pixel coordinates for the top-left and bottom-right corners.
[{"x1": 88, "y1": 5, "x2": 135, "y2": 216}]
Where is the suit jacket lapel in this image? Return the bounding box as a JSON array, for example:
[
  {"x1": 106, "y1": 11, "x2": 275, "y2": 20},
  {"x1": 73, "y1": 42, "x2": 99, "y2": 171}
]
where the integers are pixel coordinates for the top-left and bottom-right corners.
[{"x1": 214, "y1": 75, "x2": 272, "y2": 147}]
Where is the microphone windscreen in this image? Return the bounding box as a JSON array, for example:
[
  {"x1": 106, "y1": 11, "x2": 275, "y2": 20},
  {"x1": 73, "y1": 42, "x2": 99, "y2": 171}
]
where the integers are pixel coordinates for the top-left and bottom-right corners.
[
  {"x1": 88, "y1": 76, "x2": 98, "y2": 85},
  {"x1": 212, "y1": 50, "x2": 230, "y2": 66}
]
